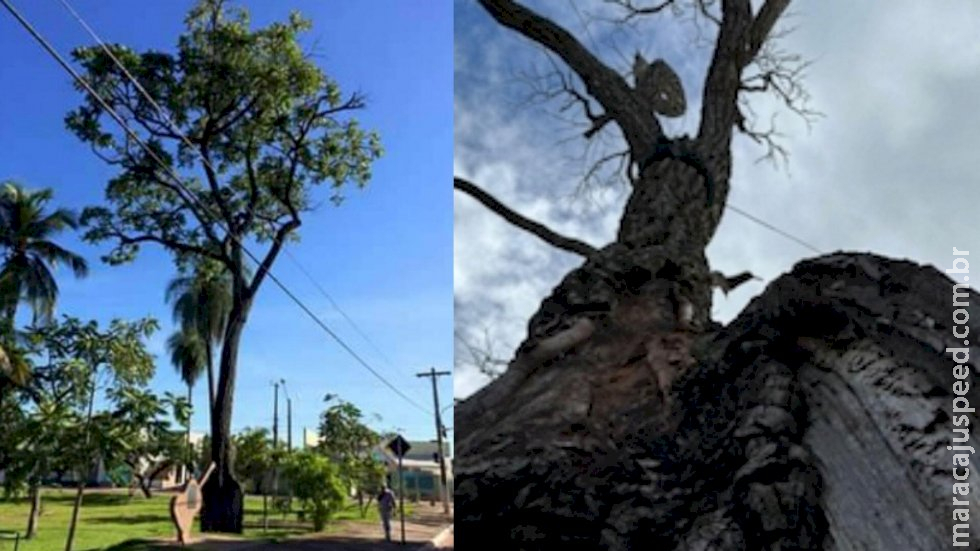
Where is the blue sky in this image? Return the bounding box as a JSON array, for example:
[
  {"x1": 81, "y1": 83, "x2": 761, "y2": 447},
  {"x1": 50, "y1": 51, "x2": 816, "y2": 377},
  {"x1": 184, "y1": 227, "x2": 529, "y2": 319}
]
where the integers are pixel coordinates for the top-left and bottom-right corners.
[{"x1": 0, "y1": 0, "x2": 452, "y2": 446}]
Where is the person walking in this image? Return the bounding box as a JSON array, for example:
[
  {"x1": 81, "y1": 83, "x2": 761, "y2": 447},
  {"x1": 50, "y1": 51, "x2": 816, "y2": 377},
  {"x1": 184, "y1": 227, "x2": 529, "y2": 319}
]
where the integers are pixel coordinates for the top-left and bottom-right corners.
[{"x1": 378, "y1": 484, "x2": 397, "y2": 542}]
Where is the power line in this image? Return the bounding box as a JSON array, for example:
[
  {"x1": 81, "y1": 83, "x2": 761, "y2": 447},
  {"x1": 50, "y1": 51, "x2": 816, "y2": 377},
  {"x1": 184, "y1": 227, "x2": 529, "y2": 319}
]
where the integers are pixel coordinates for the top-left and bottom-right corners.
[
  {"x1": 2, "y1": 0, "x2": 431, "y2": 417},
  {"x1": 726, "y1": 202, "x2": 822, "y2": 255},
  {"x1": 282, "y1": 248, "x2": 398, "y2": 366},
  {"x1": 57, "y1": 0, "x2": 406, "y2": 381}
]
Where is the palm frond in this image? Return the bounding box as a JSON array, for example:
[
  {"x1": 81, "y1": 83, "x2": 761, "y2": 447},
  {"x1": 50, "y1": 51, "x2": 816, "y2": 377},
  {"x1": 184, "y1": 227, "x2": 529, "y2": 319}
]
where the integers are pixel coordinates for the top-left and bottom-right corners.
[{"x1": 166, "y1": 330, "x2": 207, "y2": 388}]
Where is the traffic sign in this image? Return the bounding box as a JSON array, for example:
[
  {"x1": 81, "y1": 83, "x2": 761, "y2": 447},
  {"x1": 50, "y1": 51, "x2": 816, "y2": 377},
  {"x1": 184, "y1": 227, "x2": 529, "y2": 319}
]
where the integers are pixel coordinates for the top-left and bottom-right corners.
[{"x1": 388, "y1": 434, "x2": 411, "y2": 458}]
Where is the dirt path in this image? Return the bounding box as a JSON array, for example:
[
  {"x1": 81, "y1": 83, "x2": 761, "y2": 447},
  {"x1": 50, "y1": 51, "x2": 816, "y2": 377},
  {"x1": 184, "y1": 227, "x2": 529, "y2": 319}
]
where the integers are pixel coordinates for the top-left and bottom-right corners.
[{"x1": 177, "y1": 503, "x2": 453, "y2": 551}]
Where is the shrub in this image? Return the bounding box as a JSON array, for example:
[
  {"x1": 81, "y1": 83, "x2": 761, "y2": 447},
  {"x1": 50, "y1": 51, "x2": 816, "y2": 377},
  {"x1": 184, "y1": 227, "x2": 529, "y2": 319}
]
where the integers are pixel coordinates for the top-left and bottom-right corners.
[{"x1": 282, "y1": 449, "x2": 346, "y2": 531}]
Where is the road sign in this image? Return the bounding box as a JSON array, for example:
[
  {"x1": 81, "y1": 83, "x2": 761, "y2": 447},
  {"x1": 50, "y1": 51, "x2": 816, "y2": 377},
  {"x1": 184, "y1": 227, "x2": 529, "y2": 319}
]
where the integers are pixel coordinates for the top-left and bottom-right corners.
[
  {"x1": 386, "y1": 434, "x2": 411, "y2": 544},
  {"x1": 388, "y1": 434, "x2": 411, "y2": 458}
]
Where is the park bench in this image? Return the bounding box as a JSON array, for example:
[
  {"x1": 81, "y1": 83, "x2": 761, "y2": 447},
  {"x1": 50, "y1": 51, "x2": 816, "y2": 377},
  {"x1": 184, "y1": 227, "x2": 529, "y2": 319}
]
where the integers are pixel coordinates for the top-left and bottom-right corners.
[{"x1": 0, "y1": 530, "x2": 21, "y2": 551}]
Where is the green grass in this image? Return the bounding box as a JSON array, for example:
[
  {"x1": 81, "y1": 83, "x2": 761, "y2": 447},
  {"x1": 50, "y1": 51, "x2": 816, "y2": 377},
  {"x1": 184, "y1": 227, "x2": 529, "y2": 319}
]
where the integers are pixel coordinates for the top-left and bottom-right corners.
[{"x1": 0, "y1": 488, "x2": 395, "y2": 551}]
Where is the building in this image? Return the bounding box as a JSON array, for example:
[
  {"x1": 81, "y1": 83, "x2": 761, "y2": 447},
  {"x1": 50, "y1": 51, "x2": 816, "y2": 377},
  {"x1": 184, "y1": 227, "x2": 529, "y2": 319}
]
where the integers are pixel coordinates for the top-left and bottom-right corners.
[{"x1": 375, "y1": 439, "x2": 453, "y2": 503}]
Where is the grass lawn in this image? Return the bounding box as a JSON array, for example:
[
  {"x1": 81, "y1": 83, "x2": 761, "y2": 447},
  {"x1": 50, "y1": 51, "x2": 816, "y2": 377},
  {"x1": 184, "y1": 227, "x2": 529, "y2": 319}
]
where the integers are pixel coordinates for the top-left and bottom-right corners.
[{"x1": 0, "y1": 488, "x2": 397, "y2": 551}]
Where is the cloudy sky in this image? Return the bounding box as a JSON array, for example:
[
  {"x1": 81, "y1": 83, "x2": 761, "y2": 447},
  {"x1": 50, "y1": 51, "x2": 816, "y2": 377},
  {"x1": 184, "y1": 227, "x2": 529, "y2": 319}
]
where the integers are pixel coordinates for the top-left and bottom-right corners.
[{"x1": 454, "y1": 0, "x2": 980, "y2": 398}]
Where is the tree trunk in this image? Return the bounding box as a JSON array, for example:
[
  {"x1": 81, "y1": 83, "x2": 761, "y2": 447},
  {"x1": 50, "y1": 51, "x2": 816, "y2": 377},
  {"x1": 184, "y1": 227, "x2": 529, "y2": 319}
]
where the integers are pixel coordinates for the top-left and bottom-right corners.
[
  {"x1": 205, "y1": 343, "x2": 216, "y2": 415},
  {"x1": 25, "y1": 483, "x2": 40, "y2": 538},
  {"x1": 134, "y1": 473, "x2": 153, "y2": 499},
  {"x1": 186, "y1": 382, "x2": 193, "y2": 484},
  {"x1": 200, "y1": 306, "x2": 247, "y2": 533},
  {"x1": 456, "y1": 253, "x2": 980, "y2": 549},
  {"x1": 64, "y1": 482, "x2": 84, "y2": 551},
  {"x1": 66, "y1": 371, "x2": 98, "y2": 551}
]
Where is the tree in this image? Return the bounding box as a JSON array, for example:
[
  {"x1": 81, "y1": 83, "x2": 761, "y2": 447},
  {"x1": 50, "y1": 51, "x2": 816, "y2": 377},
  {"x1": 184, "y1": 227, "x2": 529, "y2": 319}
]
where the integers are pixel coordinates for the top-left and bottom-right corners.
[
  {"x1": 6, "y1": 316, "x2": 157, "y2": 550},
  {"x1": 2, "y1": 396, "x2": 75, "y2": 539},
  {"x1": 231, "y1": 427, "x2": 273, "y2": 494},
  {"x1": 110, "y1": 387, "x2": 191, "y2": 498},
  {"x1": 66, "y1": 0, "x2": 382, "y2": 532},
  {"x1": 282, "y1": 448, "x2": 346, "y2": 531},
  {"x1": 454, "y1": 2, "x2": 972, "y2": 549},
  {"x1": 315, "y1": 395, "x2": 383, "y2": 516},
  {"x1": 44, "y1": 317, "x2": 156, "y2": 551}
]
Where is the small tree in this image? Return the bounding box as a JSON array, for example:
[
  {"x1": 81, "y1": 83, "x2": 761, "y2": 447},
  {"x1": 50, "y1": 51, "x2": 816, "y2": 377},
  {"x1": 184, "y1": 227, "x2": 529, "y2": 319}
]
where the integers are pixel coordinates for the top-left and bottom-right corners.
[
  {"x1": 316, "y1": 396, "x2": 383, "y2": 515},
  {"x1": 109, "y1": 388, "x2": 191, "y2": 498},
  {"x1": 231, "y1": 427, "x2": 273, "y2": 494},
  {"x1": 3, "y1": 397, "x2": 77, "y2": 538},
  {"x1": 23, "y1": 316, "x2": 157, "y2": 551},
  {"x1": 282, "y1": 449, "x2": 346, "y2": 531}
]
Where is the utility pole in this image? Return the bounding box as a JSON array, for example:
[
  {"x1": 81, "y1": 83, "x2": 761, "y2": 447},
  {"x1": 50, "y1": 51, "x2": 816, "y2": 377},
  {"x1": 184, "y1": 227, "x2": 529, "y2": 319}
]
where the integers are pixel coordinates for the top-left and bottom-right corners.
[
  {"x1": 272, "y1": 380, "x2": 280, "y2": 449},
  {"x1": 417, "y1": 367, "x2": 451, "y2": 515},
  {"x1": 265, "y1": 380, "x2": 281, "y2": 531},
  {"x1": 282, "y1": 381, "x2": 292, "y2": 451}
]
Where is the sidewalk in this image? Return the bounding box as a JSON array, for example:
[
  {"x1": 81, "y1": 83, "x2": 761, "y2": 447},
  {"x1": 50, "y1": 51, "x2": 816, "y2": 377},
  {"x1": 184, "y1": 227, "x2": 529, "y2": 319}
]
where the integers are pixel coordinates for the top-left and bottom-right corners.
[{"x1": 187, "y1": 502, "x2": 453, "y2": 551}]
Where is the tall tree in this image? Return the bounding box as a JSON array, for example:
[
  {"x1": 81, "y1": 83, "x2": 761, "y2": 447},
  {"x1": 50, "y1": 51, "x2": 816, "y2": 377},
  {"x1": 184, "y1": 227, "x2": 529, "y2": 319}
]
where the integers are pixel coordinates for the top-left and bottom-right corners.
[
  {"x1": 455, "y1": 2, "x2": 976, "y2": 549},
  {"x1": 66, "y1": 0, "x2": 382, "y2": 531},
  {"x1": 453, "y1": 0, "x2": 816, "y2": 548}
]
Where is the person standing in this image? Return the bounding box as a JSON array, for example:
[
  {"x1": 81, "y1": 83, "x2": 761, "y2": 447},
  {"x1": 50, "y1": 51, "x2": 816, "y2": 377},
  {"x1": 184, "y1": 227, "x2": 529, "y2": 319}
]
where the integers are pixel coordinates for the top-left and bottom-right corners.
[{"x1": 378, "y1": 484, "x2": 397, "y2": 542}]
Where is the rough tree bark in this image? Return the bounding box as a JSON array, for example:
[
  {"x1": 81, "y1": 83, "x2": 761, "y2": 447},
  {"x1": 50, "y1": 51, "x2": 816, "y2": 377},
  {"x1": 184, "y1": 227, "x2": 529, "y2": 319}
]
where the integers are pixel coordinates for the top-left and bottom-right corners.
[
  {"x1": 457, "y1": 253, "x2": 980, "y2": 549},
  {"x1": 455, "y1": 1, "x2": 978, "y2": 549}
]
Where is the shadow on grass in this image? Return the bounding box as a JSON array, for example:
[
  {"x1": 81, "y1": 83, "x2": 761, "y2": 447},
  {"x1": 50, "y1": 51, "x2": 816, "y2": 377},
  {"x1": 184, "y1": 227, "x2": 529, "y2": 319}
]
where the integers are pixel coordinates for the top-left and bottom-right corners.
[
  {"x1": 87, "y1": 514, "x2": 171, "y2": 525},
  {"x1": 43, "y1": 493, "x2": 139, "y2": 506},
  {"x1": 242, "y1": 522, "x2": 309, "y2": 539}
]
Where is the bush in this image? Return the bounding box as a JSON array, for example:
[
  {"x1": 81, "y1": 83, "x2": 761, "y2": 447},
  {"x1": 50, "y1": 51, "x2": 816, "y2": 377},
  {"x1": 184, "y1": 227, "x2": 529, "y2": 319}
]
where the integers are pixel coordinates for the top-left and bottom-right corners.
[{"x1": 282, "y1": 449, "x2": 346, "y2": 531}]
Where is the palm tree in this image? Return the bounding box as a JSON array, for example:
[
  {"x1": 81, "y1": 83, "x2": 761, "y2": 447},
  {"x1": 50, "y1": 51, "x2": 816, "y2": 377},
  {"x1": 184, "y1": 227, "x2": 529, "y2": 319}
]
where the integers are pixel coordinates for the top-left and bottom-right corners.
[
  {"x1": 0, "y1": 182, "x2": 87, "y2": 390},
  {"x1": 167, "y1": 329, "x2": 206, "y2": 482},
  {"x1": 0, "y1": 182, "x2": 88, "y2": 326},
  {"x1": 167, "y1": 329, "x2": 206, "y2": 398},
  {"x1": 165, "y1": 263, "x2": 234, "y2": 414}
]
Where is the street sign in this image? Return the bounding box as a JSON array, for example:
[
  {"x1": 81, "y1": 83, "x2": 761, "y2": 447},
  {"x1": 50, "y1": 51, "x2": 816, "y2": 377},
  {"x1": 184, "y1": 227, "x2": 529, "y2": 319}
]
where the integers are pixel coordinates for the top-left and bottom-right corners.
[
  {"x1": 386, "y1": 434, "x2": 411, "y2": 544},
  {"x1": 388, "y1": 434, "x2": 412, "y2": 458}
]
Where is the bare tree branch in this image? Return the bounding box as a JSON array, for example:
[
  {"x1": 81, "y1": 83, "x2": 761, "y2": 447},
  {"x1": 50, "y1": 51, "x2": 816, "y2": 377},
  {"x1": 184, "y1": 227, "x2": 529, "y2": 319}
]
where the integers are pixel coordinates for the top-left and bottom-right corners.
[
  {"x1": 478, "y1": 0, "x2": 658, "y2": 149},
  {"x1": 746, "y1": 0, "x2": 792, "y2": 63},
  {"x1": 602, "y1": 0, "x2": 678, "y2": 23},
  {"x1": 454, "y1": 177, "x2": 598, "y2": 259},
  {"x1": 455, "y1": 328, "x2": 509, "y2": 379}
]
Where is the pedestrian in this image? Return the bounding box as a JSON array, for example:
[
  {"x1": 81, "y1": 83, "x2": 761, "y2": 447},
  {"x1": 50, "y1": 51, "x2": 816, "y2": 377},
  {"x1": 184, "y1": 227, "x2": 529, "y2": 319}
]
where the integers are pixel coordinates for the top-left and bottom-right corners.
[{"x1": 378, "y1": 484, "x2": 397, "y2": 542}]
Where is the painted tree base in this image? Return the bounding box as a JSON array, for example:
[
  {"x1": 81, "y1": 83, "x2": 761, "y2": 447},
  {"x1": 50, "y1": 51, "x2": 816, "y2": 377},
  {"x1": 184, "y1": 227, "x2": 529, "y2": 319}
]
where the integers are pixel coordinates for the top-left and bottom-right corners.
[
  {"x1": 456, "y1": 252, "x2": 980, "y2": 550},
  {"x1": 200, "y1": 471, "x2": 244, "y2": 534}
]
